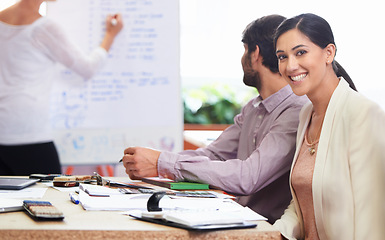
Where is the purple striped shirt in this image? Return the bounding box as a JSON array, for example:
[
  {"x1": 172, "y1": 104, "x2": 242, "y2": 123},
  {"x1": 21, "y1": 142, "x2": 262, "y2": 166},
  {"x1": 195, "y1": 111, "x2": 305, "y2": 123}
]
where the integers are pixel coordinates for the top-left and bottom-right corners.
[{"x1": 158, "y1": 85, "x2": 308, "y2": 222}]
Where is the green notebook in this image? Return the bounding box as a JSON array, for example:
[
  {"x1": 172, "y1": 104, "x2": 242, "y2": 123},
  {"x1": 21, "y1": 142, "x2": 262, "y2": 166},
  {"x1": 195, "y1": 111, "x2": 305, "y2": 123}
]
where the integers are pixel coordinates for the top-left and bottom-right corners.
[{"x1": 142, "y1": 177, "x2": 209, "y2": 190}]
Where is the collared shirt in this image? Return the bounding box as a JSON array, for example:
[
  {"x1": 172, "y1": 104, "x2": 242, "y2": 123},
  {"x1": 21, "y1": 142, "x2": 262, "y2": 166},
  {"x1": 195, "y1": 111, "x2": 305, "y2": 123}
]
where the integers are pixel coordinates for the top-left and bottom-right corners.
[
  {"x1": 0, "y1": 17, "x2": 107, "y2": 144},
  {"x1": 159, "y1": 85, "x2": 309, "y2": 222}
]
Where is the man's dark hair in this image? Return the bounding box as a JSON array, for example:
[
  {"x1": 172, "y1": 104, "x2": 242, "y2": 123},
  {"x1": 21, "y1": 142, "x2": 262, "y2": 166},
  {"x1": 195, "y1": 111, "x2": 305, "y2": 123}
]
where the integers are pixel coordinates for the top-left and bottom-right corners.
[{"x1": 242, "y1": 15, "x2": 286, "y2": 73}]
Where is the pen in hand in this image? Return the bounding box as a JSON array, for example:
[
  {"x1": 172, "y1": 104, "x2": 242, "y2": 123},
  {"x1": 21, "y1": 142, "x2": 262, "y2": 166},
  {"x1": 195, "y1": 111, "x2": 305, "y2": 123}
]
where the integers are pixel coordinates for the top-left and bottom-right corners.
[
  {"x1": 119, "y1": 158, "x2": 123, "y2": 163},
  {"x1": 111, "y1": 14, "x2": 118, "y2": 26}
]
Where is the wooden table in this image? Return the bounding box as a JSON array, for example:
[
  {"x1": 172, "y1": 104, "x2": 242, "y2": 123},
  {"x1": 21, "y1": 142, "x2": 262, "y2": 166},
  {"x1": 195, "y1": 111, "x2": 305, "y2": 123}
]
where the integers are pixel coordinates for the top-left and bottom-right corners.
[{"x1": 0, "y1": 180, "x2": 281, "y2": 240}]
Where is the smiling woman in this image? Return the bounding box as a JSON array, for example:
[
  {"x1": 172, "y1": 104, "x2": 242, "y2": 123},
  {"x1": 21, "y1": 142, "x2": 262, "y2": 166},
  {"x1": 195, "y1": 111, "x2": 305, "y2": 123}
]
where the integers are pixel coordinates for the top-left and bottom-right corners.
[
  {"x1": 274, "y1": 14, "x2": 356, "y2": 95},
  {"x1": 275, "y1": 28, "x2": 340, "y2": 98},
  {"x1": 273, "y1": 13, "x2": 385, "y2": 240}
]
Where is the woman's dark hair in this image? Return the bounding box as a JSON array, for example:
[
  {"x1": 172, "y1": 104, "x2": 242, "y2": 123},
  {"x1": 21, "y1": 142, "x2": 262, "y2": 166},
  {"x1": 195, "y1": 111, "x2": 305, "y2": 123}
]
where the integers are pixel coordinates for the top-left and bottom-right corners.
[
  {"x1": 242, "y1": 14, "x2": 286, "y2": 73},
  {"x1": 274, "y1": 13, "x2": 357, "y2": 91}
]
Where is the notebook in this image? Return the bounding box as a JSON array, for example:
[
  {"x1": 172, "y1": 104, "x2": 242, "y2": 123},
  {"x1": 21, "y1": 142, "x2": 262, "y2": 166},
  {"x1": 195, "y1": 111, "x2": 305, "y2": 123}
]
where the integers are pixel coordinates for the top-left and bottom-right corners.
[
  {"x1": 0, "y1": 198, "x2": 24, "y2": 213},
  {"x1": 0, "y1": 177, "x2": 39, "y2": 190}
]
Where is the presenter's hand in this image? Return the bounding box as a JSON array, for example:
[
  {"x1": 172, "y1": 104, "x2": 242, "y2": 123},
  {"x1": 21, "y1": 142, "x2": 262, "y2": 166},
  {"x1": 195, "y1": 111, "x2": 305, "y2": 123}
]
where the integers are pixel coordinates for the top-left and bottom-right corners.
[
  {"x1": 101, "y1": 13, "x2": 123, "y2": 51},
  {"x1": 122, "y1": 147, "x2": 160, "y2": 180},
  {"x1": 106, "y1": 13, "x2": 123, "y2": 37}
]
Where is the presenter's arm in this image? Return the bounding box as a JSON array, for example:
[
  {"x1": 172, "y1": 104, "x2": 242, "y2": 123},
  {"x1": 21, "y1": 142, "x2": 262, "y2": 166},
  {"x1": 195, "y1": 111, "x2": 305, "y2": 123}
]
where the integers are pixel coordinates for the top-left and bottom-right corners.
[{"x1": 31, "y1": 15, "x2": 123, "y2": 79}]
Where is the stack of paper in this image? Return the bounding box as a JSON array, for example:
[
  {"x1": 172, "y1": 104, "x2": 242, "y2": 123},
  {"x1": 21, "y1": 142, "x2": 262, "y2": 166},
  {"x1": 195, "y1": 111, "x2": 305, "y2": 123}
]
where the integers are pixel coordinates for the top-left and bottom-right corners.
[
  {"x1": 79, "y1": 190, "x2": 149, "y2": 211},
  {"x1": 79, "y1": 184, "x2": 122, "y2": 197},
  {"x1": 77, "y1": 183, "x2": 267, "y2": 230}
]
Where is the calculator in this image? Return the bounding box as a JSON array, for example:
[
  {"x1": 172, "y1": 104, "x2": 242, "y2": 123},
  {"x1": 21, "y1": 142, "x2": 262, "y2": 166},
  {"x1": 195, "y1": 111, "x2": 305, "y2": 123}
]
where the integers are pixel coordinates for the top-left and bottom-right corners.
[
  {"x1": 23, "y1": 200, "x2": 64, "y2": 221},
  {"x1": 175, "y1": 191, "x2": 217, "y2": 198}
]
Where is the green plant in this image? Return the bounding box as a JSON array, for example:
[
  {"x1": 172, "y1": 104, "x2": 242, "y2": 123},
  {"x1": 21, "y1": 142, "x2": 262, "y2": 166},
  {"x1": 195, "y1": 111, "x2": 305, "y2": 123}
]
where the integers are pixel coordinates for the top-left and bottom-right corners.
[{"x1": 183, "y1": 83, "x2": 257, "y2": 124}]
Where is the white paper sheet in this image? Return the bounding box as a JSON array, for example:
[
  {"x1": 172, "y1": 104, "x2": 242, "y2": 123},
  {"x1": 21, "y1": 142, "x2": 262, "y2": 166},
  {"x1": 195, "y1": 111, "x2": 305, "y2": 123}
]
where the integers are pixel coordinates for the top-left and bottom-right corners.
[{"x1": 0, "y1": 188, "x2": 47, "y2": 199}]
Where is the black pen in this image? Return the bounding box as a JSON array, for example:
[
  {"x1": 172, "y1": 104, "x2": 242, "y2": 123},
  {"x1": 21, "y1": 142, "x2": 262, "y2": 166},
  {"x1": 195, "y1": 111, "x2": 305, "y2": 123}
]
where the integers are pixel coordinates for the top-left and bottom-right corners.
[{"x1": 119, "y1": 158, "x2": 123, "y2": 163}]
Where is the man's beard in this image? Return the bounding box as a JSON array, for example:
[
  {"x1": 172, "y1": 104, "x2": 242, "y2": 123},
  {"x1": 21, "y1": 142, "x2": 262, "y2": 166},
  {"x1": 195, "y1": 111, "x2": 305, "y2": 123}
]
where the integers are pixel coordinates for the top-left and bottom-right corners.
[
  {"x1": 242, "y1": 53, "x2": 261, "y2": 91},
  {"x1": 243, "y1": 70, "x2": 261, "y2": 91}
]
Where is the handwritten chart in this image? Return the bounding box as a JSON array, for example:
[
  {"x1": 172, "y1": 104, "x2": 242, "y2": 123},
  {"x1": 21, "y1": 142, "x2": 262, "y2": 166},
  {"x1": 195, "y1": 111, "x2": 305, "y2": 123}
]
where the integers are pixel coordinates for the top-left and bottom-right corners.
[{"x1": 47, "y1": 0, "x2": 181, "y2": 165}]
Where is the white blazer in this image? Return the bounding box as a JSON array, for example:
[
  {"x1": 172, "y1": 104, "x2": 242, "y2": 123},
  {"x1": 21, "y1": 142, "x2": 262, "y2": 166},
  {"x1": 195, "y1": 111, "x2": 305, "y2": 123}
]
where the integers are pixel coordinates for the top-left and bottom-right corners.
[{"x1": 274, "y1": 79, "x2": 385, "y2": 240}]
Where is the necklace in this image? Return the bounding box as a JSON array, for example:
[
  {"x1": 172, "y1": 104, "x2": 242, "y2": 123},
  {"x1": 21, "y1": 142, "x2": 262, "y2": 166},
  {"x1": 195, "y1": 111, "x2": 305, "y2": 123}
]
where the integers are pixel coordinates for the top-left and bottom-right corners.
[
  {"x1": 308, "y1": 141, "x2": 318, "y2": 156},
  {"x1": 307, "y1": 113, "x2": 323, "y2": 156}
]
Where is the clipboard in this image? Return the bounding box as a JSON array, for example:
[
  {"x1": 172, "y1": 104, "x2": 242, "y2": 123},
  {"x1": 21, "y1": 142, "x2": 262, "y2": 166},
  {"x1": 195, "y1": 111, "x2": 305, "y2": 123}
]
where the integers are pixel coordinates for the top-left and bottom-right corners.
[
  {"x1": 129, "y1": 211, "x2": 257, "y2": 230},
  {"x1": 128, "y1": 192, "x2": 259, "y2": 230}
]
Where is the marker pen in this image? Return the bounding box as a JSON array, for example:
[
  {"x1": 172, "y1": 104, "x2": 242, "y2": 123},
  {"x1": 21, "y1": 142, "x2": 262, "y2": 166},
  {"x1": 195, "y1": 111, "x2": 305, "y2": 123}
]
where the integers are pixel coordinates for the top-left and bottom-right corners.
[
  {"x1": 111, "y1": 15, "x2": 118, "y2": 26},
  {"x1": 69, "y1": 193, "x2": 80, "y2": 204}
]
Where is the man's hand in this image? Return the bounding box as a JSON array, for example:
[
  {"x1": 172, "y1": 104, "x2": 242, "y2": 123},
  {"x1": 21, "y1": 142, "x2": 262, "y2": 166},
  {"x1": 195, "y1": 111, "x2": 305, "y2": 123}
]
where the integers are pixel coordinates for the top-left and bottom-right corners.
[{"x1": 122, "y1": 147, "x2": 160, "y2": 180}]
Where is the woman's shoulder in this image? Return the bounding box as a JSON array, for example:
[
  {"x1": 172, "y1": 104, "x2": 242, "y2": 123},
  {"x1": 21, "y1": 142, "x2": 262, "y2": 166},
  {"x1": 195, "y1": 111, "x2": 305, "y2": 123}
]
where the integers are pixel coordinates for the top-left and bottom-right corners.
[
  {"x1": 344, "y1": 86, "x2": 381, "y2": 115},
  {"x1": 30, "y1": 17, "x2": 66, "y2": 41},
  {"x1": 330, "y1": 79, "x2": 379, "y2": 114},
  {"x1": 32, "y1": 17, "x2": 60, "y2": 30},
  {"x1": 336, "y1": 83, "x2": 385, "y2": 128}
]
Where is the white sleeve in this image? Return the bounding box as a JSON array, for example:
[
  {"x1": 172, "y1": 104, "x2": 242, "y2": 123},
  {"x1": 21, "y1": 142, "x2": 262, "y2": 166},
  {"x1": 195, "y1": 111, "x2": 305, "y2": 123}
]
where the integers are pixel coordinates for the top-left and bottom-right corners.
[
  {"x1": 348, "y1": 95, "x2": 385, "y2": 240},
  {"x1": 273, "y1": 199, "x2": 302, "y2": 240},
  {"x1": 31, "y1": 18, "x2": 108, "y2": 79}
]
